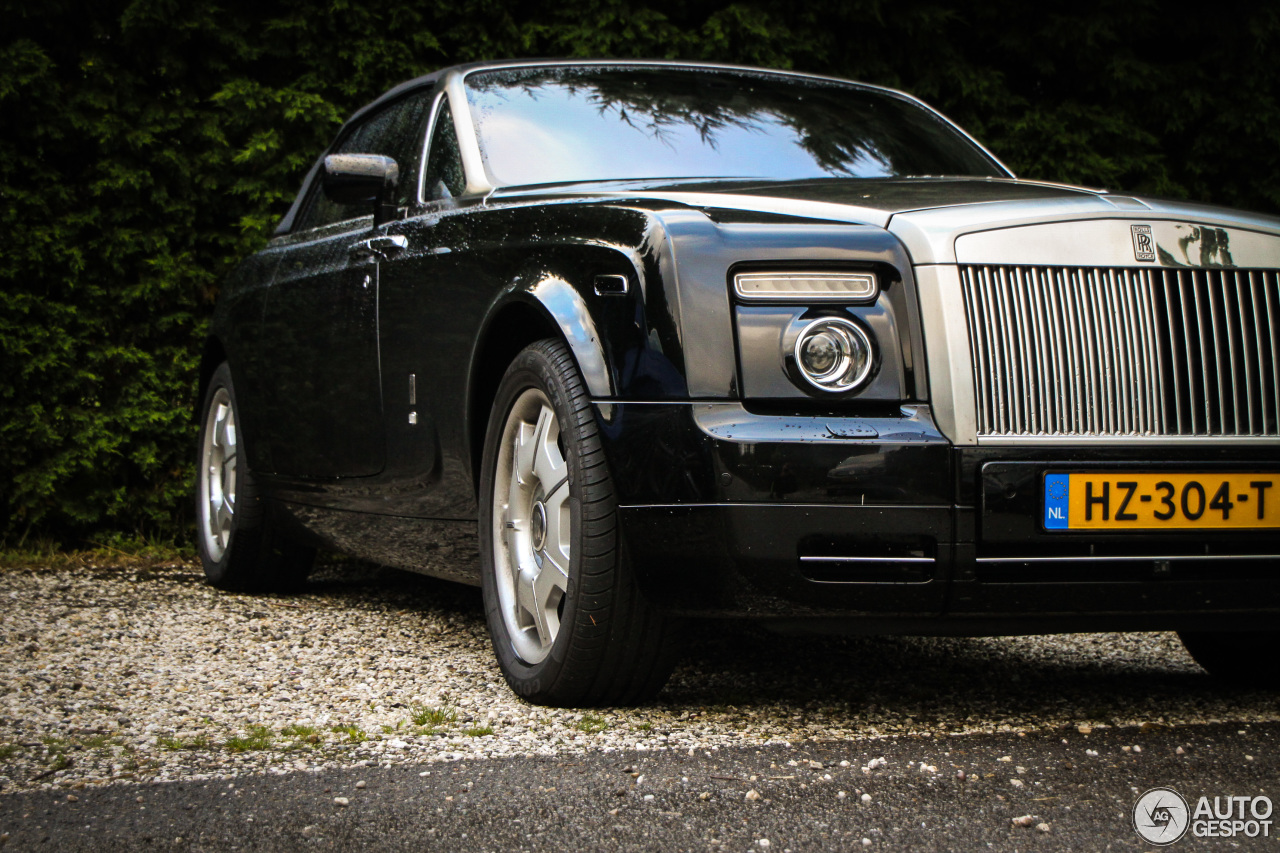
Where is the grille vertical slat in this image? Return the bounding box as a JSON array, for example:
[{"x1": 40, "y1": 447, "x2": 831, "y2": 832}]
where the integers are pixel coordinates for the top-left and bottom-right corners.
[
  {"x1": 978, "y1": 266, "x2": 1004, "y2": 432},
  {"x1": 1029, "y1": 268, "x2": 1061, "y2": 431},
  {"x1": 1132, "y1": 270, "x2": 1163, "y2": 431},
  {"x1": 1234, "y1": 273, "x2": 1256, "y2": 433},
  {"x1": 1076, "y1": 270, "x2": 1100, "y2": 432},
  {"x1": 1219, "y1": 273, "x2": 1236, "y2": 433},
  {"x1": 1162, "y1": 274, "x2": 1186, "y2": 432},
  {"x1": 1014, "y1": 268, "x2": 1044, "y2": 434},
  {"x1": 1261, "y1": 271, "x2": 1280, "y2": 432},
  {"x1": 1190, "y1": 271, "x2": 1215, "y2": 434},
  {"x1": 960, "y1": 263, "x2": 1280, "y2": 438}
]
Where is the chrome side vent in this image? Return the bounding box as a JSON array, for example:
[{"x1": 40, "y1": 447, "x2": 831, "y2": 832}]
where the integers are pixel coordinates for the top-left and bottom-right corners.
[{"x1": 960, "y1": 265, "x2": 1280, "y2": 438}]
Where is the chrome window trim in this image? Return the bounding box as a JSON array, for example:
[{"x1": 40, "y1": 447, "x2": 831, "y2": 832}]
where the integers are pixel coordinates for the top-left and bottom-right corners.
[
  {"x1": 456, "y1": 60, "x2": 1014, "y2": 190},
  {"x1": 414, "y1": 90, "x2": 448, "y2": 206},
  {"x1": 444, "y1": 70, "x2": 494, "y2": 197}
]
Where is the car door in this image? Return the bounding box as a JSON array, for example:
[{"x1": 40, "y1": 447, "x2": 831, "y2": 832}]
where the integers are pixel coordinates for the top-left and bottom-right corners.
[
  {"x1": 374, "y1": 93, "x2": 480, "y2": 516},
  {"x1": 255, "y1": 92, "x2": 432, "y2": 480}
]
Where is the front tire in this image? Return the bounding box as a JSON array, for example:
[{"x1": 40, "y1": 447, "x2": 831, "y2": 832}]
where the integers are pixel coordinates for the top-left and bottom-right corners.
[
  {"x1": 479, "y1": 340, "x2": 679, "y2": 706},
  {"x1": 196, "y1": 362, "x2": 314, "y2": 591}
]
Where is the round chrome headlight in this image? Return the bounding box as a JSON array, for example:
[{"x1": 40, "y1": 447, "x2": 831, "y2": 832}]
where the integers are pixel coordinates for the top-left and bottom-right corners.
[{"x1": 792, "y1": 317, "x2": 874, "y2": 393}]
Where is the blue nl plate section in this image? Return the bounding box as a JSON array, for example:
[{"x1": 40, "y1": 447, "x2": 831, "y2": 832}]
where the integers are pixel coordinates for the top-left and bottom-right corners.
[{"x1": 1044, "y1": 473, "x2": 1070, "y2": 530}]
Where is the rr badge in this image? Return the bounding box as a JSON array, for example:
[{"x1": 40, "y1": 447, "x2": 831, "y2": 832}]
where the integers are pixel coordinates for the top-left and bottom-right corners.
[{"x1": 1131, "y1": 224, "x2": 1156, "y2": 262}]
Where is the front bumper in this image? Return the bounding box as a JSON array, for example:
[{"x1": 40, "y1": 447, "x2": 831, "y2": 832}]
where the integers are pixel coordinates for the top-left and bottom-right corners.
[{"x1": 598, "y1": 402, "x2": 1280, "y2": 630}]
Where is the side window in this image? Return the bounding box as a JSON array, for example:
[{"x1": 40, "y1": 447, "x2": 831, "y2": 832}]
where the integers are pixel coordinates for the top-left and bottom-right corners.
[
  {"x1": 421, "y1": 99, "x2": 466, "y2": 201},
  {"x1": 294, "y1": 92, "x2": 432, "y2": 231},
  {"x1": 358, "y1": 93, "x2": 432, "y2": 207}
]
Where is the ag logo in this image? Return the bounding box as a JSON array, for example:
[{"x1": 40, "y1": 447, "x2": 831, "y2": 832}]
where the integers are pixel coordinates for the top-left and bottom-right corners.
[
  {"x1": 1134, "y1": 787, "x2": 1190, "y2": 845},
  {"x1": 1131, "y1": 223, "x2": 1156, "y2": 262}
]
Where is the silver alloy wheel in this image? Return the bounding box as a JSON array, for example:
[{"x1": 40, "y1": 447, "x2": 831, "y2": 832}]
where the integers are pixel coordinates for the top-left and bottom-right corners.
[
  {"x1": 491, "y1": 388, "x2": 571, "y2": 665},
  {"x1": 199, "y1": 387, "x2": 238, "y2": 562}
]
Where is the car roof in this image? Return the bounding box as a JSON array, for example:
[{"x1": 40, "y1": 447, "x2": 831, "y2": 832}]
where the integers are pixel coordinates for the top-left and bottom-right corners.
[{"x1": 347, "y1": 59, "x2": 909, "y2": 124}]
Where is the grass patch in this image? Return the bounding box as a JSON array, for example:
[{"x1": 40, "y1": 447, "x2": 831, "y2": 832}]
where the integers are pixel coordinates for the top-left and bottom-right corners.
[
  {"x1": 574, "y1": 714, "x2": 609, "y2": 734},
  {"x1": 282, "y1": 724, "x2": 319, "y2": 739},
  {"x1": 633, "y1": 722, "x2": 653, "y2": 732},
  {"x1": 329, "y1": 724, "x2": 368, "y2": 744},
  {"x1": 223, "y1": 725, "x2": 274, "y2": 752},
  {"x1": 40, "y1": 736, "x2": 70, "y2": 749},
  {"x1": 463, "y1": 726, "x2": 494, "y2": 737},
  {"x1": 0, "y1": 537, "x2": 194, "y2": 571},
  {"x1": 159, "y1": 735, "x2": 210, "y2": 751},
  {"x1": 0, "y1": 743, "x2": 22, "y2": 760},
  {"x1": 410, "y1": 704, "x2": 456, "y2": 728}
]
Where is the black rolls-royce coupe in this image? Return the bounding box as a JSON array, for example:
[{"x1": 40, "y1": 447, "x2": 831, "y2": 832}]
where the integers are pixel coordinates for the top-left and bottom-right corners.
[{"x1": 196, "y1": 60, "x2": 1280, "y2": 705}]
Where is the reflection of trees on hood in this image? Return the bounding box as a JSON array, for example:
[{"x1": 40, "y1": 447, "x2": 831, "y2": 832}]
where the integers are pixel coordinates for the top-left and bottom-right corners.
[{"x1": 470, "y1": 67, "x2": 984, "y2": 178}]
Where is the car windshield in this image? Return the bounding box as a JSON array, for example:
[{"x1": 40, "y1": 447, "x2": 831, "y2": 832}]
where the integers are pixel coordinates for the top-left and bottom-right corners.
[{"x1": 464, "y1": 65, "x2": 1005, "y2": 188}]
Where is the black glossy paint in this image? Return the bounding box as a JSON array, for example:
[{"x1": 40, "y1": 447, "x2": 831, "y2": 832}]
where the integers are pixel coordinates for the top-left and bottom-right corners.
[{"x1": 255, "y1": 218, "x2": 385, "y2": 478}]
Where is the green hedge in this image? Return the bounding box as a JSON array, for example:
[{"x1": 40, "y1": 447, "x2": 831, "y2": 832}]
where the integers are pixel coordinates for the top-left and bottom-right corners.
[{"x1": 3, "y1": 0, "x2": 1279, "y2": 544}]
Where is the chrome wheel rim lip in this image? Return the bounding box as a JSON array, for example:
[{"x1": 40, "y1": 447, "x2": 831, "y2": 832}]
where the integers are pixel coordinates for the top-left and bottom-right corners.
[
  {"x1": 492, "y1": 388, "x2": 571, "y2": 665},
  {"x1": 198, "y1": 387, "x2": 237, "y2": 562}
]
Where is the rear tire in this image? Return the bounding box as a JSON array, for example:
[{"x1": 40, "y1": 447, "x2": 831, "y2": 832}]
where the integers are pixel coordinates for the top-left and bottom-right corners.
[
  {"x1": 479, "y1": 339, "x2": 680, "y2": 706},
  {"x1": 1178, "y1": 631, "x2": 1280, "y2": 685},
  {"x1": 195, "y1": 362, "x2": 314, "y2": 591}
]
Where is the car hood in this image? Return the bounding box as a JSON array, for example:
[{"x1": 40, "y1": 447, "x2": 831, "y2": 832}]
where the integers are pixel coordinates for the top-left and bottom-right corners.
[
  {"x1": 504, "y1": 176, "x2": 1096, "y2": 224},
  {"x1": 501, "y1": 177, "x2": 1280, "y2": 266}
]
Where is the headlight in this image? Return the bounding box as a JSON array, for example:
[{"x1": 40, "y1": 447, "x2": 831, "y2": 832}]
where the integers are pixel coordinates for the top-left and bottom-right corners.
[
  {"x1": 734, "y1": 271, "x2": 878, "y2": 302},
  {"x1": 792, "y1": 317, "x2": 874, "y2": 392}
]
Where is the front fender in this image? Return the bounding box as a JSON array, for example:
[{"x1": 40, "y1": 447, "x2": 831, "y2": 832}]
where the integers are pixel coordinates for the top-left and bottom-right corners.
[{"x1": 526, "y1": 276, "x2": 613, "y2": 398}]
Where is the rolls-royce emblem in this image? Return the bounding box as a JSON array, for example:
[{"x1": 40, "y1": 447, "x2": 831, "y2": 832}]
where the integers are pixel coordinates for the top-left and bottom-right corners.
[{"x1": 1131, "y1": 224, "x2": 1156, "y2": 262}]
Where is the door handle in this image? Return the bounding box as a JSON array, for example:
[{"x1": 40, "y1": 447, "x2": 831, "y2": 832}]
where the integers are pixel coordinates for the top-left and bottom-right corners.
[{"x1": 349, "y1": 234, "x2": 408, "y2": 262}]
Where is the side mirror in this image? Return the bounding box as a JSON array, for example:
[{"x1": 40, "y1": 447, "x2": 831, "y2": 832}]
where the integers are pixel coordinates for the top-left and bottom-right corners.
[{"x1": 322, "y1": 154, "x2": 400, "y2": 225}]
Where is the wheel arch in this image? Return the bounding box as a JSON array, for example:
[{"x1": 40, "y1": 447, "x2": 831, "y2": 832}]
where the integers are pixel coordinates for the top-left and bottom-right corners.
[
  {"x1": 467, "y1": 279, "x2": 613, "y2": 495},
  {"x1": 196, "y1": 335, "x2": 228, "y2": 421}
]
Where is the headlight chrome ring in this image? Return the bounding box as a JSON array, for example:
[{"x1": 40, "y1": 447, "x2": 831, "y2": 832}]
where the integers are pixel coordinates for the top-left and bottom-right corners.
[{"x1": 792, "y1": 317, "x2": 874, "y2": 393}]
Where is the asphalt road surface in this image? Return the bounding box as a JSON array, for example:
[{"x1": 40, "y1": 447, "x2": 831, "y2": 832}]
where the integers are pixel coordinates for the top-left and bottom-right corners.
[{"x1": 1, "y1": 721, "x2": 1275, "y2": 851}]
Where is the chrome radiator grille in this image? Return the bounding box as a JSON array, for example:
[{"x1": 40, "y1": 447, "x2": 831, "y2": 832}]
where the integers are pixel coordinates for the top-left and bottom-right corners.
[{"x1": 960, "y1": 265, "x2": 1280, "y2": 438}]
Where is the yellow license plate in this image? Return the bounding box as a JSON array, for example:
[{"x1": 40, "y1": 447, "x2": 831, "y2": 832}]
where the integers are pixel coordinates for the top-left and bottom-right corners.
[{"x1": 1043, "y1": 472, "x2": 1280, "y2": 530}]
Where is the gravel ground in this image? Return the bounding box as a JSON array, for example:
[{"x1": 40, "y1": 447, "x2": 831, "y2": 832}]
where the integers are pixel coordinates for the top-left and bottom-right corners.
[{"x1": 1, "y1": 558, "x2": 1276, "y2": 796}]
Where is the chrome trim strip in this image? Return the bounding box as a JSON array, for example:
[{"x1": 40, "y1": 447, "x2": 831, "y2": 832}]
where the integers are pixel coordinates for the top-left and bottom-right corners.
[
  {"x1": 977, "y1": 435, "x2": 1280, "y2": 445},
  {"x1": 977, "y1": 554, "x2": 1279, "y2": 564},
  {"x1": 800, "y1": 556, "x2": 935, "y2": 564}
]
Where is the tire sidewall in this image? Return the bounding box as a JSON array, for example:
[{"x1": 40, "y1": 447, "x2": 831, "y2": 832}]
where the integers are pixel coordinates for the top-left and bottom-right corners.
[
  {"x1": 195, "y1": 363, "x2": 243, "y2": 587},
  {"x1": 479, "y1": 344, "x2": 592, "y2": 699}
]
